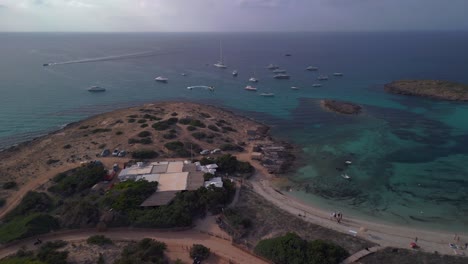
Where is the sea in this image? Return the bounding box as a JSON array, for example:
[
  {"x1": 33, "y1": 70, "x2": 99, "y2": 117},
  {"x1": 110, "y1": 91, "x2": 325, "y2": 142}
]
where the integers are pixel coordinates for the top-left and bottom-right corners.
[{"x1": 1, "y1": 32, "x2": 468, "y2": 232}]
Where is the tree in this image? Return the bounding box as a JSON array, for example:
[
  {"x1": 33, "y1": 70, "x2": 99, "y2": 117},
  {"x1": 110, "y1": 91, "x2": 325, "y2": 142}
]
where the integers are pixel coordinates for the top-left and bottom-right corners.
[{"x1": 190, "y1": 244, "x2": 210, "y2": 261}]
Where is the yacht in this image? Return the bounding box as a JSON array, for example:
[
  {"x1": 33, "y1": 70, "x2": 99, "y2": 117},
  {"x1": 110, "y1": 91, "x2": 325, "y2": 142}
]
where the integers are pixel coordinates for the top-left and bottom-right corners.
[
  {"x1": 181, "y1": 73, "x2": 187, "y2": 76},
  {"x1": 273, "y1": 69, "x2": 287, "y2": 74},
  {"x1": 317, "y1": 75, "x2": 329, "y2": 81},
  {"x1": 333, "y1": 72, "x2": 344, "y2": 76},
  {"x1": 213, "y1": 41, "x2": 227, "y2": 69},
  {"x1": 306, "y1": 66, "x2": 318, "y2": 71},
  {"x1": 154, "y1": 76, "x2": 168, "y2": 82},
  {"x1": 244, "y1": 86, "x2": 257, "y2": 91},
  {"x1": 266, "y1": 64, "x2": 279, "y2": 70},
  {"x1": 291, "y1": 86, "x2": 299, "y2": 90},
  {"x1": 249, "y1": 77, "x2": 258, "y2": 83},
  {"x1": 273, "y1": 74, "x2": 290, "y2": 79},
  {"x1": 88, "y1": 86, "x2": 106, "y2": 92},
  {"x1": 232, "y1": 70, "x2": 238, "y2": 77},
  {"x1": 312, "y1": 84, "x2": 322, "y2": 87},
  {"x1": 341, "y1": 173, "x2": 351, "y2": 179},
  {"x1": 260, "y1": 93, "x2": 275, "y2": 97}
]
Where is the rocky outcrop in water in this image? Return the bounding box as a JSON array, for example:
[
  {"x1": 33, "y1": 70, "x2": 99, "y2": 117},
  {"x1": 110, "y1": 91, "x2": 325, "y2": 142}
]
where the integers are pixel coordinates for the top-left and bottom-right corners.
[
  {"x1": 320, "y1": 100, "x2": 362, "y2": 115},
  {"x1": 384, "y1": 80, "x2": 468, "y2": 101}
]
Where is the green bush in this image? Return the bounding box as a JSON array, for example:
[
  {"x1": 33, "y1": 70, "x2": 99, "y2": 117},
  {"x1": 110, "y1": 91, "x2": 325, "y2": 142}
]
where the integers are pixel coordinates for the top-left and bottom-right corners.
[
  {"x1": 137, "y1": 119, "x2": 147, "y2": 123},
  {"x1": 129, "y1": 138, "x2": 153, "y2": 145},
  {"x1": 187, "y1": 126, "x2": 197, "y2": 131},
  {"x1": 0, "y1": 198, "x2": 5, "y2": 207},
  {"x1": 222, "y1": 126, "x2": 237, "y2": 132},
  {"x1": 224, "y1": 208, "x2": 252, "y2": 229},
  {"x1": 140, "y1": 124, "x2": 148, "y2": 128},
  {"x1": 114, "y1": 238, "x2": 167, "y2": 264},
  {"x1": 138, "y1": 131, "x2": 152, "y2": 137},
  {"x1": 91, "y1": 128, "x2": 111, "y2": 134},
  {"x1": 207, "y1": 125, "x2": 219, "y2": 132},
  {"x1": 47, "y1": 164, "x2": 107, "y2": 197},
  {"x1": 166, "y1": 117, "x2": 179, "y2": 124},
  {"x1": 254, "y1": 233, "x2": 348, "y2": 264},
  {"x1": 4, "y1": 191, "x2": 53, "y2": 221},
  {"x1": 200, "y1": 112, "x2": 211, "y2": 118},
  {"x1": 37, "y1": 241, "x2": 68, "y2": 264},
  {"x1": 132, "y1": 150, "x2": 158, "y2": 159},
  {"x1": 220, "y1": 143, "x2": 243, "y2": 152},
  {"x1": 62, "y1": 144, "x2": 71, "y2": 149},
  {"x1": 178, "y1": 118, "x2": 191, "y2": 125},
  {"x1": 0, "y1": 214, "x2": 59, "y2": 243},
  {"x1": 190, "y1": 244, "x2": 210, "y2": 261},
  {"x1": 143, "y1": 114, "x2": 161, "y2": 121},
  {"x1": 163, "y1": 133, "x2": 177, "y2": 139},
  {"x1": 191, "y1": 132, "x2": 206, "y2": 140},
  {"x1": 152, "y1": 121, "x2": 170, "y2": 131},
  {"x1": 79, "y1": 125, "x2": 89, "y2": 129},
  {"x1": 164, "y1": 141, "x2": 184, "y2": 151},
  {"x1": 87, "y1": 235, "x2": 113, "y2": 246},
  {"x1": 215, "y1": 154, "x2": 253, "y2": 174},
  {"x1": 189, "y1": 119, "x2": 206, "y2": 128},
  {"x1": 58, "y1": 199, "x2": 100, "y2": 228},
  {"x1": 105, "y1": 180, "x2": 158, "y2": 212},
  {"x1": 3, "y1": 181, "x2": 17, "y2": 189},
  {"x1": 128, "y1": 119, "x2": 136, "y2": 123},
  {"x1": 171, "y1": 112, "x2": 178, "y2": 116}
]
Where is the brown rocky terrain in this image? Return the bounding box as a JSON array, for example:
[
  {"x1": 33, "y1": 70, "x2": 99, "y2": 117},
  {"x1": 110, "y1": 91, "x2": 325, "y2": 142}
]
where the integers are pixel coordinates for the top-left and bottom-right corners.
[
  {"x1": 384, "y1": 80, "x2": 468, "y2": 101},
  {"x1": 320, "y1": 99, "x2": 362, "y2": 115}
]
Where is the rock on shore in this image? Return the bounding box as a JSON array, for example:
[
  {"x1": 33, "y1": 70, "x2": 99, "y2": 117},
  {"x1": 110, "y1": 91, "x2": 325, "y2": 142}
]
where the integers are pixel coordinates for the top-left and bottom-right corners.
[
  {"x1": 320, "y1": 100, "x2": 362, "y2": 115},
  {"x1": 384, "y1": 80, "x2": 468, "y2": 101}
]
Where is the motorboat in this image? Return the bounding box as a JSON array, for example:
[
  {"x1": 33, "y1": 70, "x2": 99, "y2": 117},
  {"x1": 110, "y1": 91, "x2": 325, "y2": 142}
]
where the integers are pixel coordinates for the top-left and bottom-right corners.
[
  {"x1": 181, "y1": 73, "x2": 187, "y2": 76},
  {"x1": 266, "y1": 64, "x2": 279, "y2": 70},
  {"x1": 345, "y1": 160, "x2": 352, "y2": 165},
  {"x1": 154, "y1": 76, "x2": 168, "y2": 82},
  {"x1": 260, "y1": 93, "x2": 275, "y2": 97},
  {"x1": 273, "y1": 74, "x2": 290, "y2": 79},
  {"x1": 306, "y1": 66, "x2": 318, "y2": 71},
  {"x1": 317, "y1": 75, "x2": 329, "y2": 81},
  {"x1": 273, "y1": 69, "x2": 287, "y2": 74},
  {"x1": 244, "y1": 86, "x2": 257, "y2": 91},
  {"x1": 213, "y1": 41, "x2": 227, "y2": 68},
  {"x1": 291, "y1": 86, "x2": 299, "y2": 90},
  {"x1": 232, "y1": 70, "x2": 238, "y2": 77},
  {"x1": 249, "y1": 77, "x2": 258, "y2": 83},
  {"x1": 285, "y1": 54, "x2": 292, "y2": 57},
  {"x1": 341, "y1": 173, "x2": 351, "y2": 179},
  {"x1": 87, "y1": 86, "x2": 106, "y2": 92},
  {"x1": 312, "y1": 84, "x2": 322, "y2": 87},
  {"x1": 333, "y1": 72, "x2": 344, "y2": 76}
]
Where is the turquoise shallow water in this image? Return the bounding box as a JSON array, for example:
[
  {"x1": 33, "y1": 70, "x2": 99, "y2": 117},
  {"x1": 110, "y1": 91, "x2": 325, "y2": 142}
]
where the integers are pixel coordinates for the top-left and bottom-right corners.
[{"x1": 0, "y1": 32, "x2": 467, "y2": 232}]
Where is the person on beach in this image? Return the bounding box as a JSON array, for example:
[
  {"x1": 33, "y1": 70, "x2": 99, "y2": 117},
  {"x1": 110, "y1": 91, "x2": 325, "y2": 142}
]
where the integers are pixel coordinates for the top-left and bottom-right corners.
[
  {"x1": 415, "y1": 237, "x2": 418, "y2": 243},
  {"x1": 330, "y1": 212, "x2": 336, "y2": 220}
]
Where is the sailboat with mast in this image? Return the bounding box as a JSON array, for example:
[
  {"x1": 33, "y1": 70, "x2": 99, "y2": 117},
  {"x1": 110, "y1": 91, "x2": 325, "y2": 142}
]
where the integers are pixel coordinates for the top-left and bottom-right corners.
[{"x1": 213, "y1": 41, "x2": 227, "y2": 69}]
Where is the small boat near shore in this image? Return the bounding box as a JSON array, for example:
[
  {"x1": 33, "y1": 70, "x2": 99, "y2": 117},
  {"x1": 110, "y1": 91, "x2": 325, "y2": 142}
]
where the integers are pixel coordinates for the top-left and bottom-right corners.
[
  {"x1": 267, "y1": 64, "x2": 279, "y2": 70},
  {"x1": 333, "y1": 72, "x2": 344, "y2": 76},
  {"x1": 88, "y1": 86, "x2": 106, "y2": 92},
  {"x1": 291, "y1": 86, "x2": 299, "y2": 90},
  {"x1": 260, "y1": 93, "x2": 275, "y2": 97},
  {"x1": 249, "y1": 77, "x2": 258, "y2": 83},
  {"x1": 232, "y1": 70, "x2": 238, "y2": 77},
  {"x1": 244, "y1": 86, "x2": 257, "y2": 91},
  {"x1": 273, "y1": 69, "x2": 287, "y2": 74},
  {"x1": 341, "y1": 173, "x2": 351, "y2": 179},
  {"x1": 317, "y1": 75, "x2": 329, "y2": 81},
  {"x1": 312, "y1": 84, "x2": 322, "y2": 87},
  {"x1": 306, "y1": 66, "x2": 318, "y2": 71},
  {"x1": 154, "y1": 76, "x2": 168, "y2": 82}
]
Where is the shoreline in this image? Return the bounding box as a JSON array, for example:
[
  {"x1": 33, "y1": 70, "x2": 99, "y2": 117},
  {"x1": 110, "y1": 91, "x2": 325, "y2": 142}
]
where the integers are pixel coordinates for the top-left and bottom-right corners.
[{"x1": 0, "y1": 101, "x2": 466, "y2": 257}]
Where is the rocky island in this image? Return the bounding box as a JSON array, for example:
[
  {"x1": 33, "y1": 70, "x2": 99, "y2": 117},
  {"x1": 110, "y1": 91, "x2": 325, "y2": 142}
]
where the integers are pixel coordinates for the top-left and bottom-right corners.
[
  {"x1": 320, "y1": 99, "x2": 362, "y2": 115},
  {"x1": 384, "y1": 80, "x2": 468, "y2": 101}
]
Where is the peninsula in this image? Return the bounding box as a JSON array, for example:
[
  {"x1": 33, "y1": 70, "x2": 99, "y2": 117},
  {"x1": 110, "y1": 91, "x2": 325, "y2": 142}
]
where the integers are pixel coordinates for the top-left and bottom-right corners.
[
  {"x1": 320, "y1": 99, "x2": 362, "y2": 115},
  {"x1": 384, "y1": 80, "x2": 468, "y2": 101}
]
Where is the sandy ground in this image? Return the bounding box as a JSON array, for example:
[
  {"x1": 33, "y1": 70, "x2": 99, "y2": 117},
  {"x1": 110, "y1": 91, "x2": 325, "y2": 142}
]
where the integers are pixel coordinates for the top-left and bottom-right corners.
[{"x1": 0, "y1": 229, "x2": 267, "y2": 264}]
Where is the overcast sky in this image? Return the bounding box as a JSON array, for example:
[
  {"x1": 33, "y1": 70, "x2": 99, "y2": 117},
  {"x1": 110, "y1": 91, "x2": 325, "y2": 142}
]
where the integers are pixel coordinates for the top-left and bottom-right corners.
[{"x1": 1, "y1": 0, "x2": 468, "y2": 32}]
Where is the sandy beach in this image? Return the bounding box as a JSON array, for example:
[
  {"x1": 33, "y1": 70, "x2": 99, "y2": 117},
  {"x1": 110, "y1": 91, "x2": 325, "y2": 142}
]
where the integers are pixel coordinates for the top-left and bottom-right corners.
[{"x1": 0, "y1": 101, "x2": 466, "y2": 259}]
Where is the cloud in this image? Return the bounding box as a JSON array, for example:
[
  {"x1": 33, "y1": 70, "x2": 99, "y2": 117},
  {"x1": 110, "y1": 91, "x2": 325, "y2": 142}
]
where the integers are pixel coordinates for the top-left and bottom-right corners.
[
  {"x1": 0, "y1": 4, "x2": 7, "y2": 9},
  {"x1": 66, "y1": 0, "x2": 95, "y2": 8},
  {"x1": 236, "y1": 0, "x2": 286, "y2": 8}
]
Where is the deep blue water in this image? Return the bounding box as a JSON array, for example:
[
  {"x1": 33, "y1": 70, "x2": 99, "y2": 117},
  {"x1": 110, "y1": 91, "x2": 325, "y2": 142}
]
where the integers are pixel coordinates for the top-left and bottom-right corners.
[{"x1": 1, "y1": 32, "x2": 468, "y2": 232}]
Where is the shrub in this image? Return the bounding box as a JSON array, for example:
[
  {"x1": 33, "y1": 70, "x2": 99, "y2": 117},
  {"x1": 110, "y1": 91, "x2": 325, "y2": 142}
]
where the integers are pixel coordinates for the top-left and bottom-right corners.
[
  {"x1": 164, "y1": 141, "x2": 184, "y2": 151},
  {"x1": 140, "y1": 124, "x2": 148, "y2": 128},
  {"x1": 128, "y1": 115, "x2": 138, "y2": 118},
  {"x1": 215, "y1": 154, "x2": 253, "y2": 174},
  {"x1": 200, "y1": 112, "x2": 211, "y2": 118},
  {"x1": 115, "y1": 131, "x2": 123, "y2": 136},
  {"x1": 189, "y1": 119, "x2": 206, "y2": 128},
  {"x1": 207, "y1": 125, "x2": 219, "y2": 132},
  {"x1": 220, "y1": 144, "x2": 243, "y2": 152},
  {"x1": 171, "y1": 112, "x2": 178, "y2": 116},
  {"x1": 0, "y1": 214, "x2": 60, "y2": 243},
  {"x1": 91, "y1": 128, "x2": 111, "y2": 134},
  {"x1": 138, "y1": 131, "x2": 152, "y2": 137},
  {"x1": 132, "y1": 150, "x2": 158, "y2": 159},
  {"x1": 4, "y1": 191, "x2": 53, "y2": 221},
  {"x1": 222, "y1": 126, "x2": 237, "y2": 132},
  {"x1": 3, "y1": 181, "x2": 17, "y2": 189},
  {"x1": 63, "y1": 144, "x2": 72, "y2": 149},
  {"x1": 0, "y1": 198, "x2": 5, "y2": 207},
  {"x1": 191, "y1": 132, "x2": 206, "y2": 140},
  {"x1": 99, "y1": 143, "x2": 107, "y2": 148},
  {"x1": 143, "y1": 114, "x2": 161, "y2": 121},
  {"x1": 152, "y1": 121, "x2": 170, "y2": 131},
  {"x1": 137, "y1": 119, "x2": 147, "y2": 123},
  {"x1": 87, "y1": 235, "x2": 113, "y2": 246},
  {"x1": 37, "y1": 240, "x2": 68, "y2": 264},
  {"x1": 58, "y1": 200, "x2": 100, "y2": 228},
  {"x1": 128, "y1": 119, "x2": 136, "y2": 123},
  {"x1": 163, "y1": 133, "x2": 177, "y2": 140},
  {"x1": 114, "y1": 238, "x2": 166, "y2": 264},
  {"x1": 203, "y1": 173, "x2": 214, "y2": 181},
  {"x1": 187, "y1": 126, "x2": 197, "y2": 131},
  {"x1": 46, "y1": 159, "x2": 60, "y2": 165},
  {"x1": 128, "y1": 138, "x2": 153, "y2": 145},
  {"x1": 178, "y1": 118, "x2": 191, "y2": 125},
  {"x1": 190, "y1": 244, "x2": 210, "y2": 261},
  {"x1": 79, "y1": 125, "x2": 89, "y2": 129}
]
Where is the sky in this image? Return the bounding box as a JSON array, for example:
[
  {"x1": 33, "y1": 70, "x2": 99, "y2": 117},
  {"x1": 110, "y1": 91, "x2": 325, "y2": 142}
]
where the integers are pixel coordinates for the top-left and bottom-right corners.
[{"x1": 0, "y1": 0, "x2": 468, "y2": 32}]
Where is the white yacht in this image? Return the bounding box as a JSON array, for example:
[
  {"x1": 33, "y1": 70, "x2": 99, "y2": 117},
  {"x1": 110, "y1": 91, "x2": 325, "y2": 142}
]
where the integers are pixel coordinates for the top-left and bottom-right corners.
[
  {"x1": 244, "y1": 85, "x2": 257, "y2": 91},
  {"x1": 312, "y1": 84, "x2": 322, "y2": 87},
  {"x1": 213, "y1": 41, "x2": 227, "y2": 69},
  {"x1": 273, "y1": 69, "x2": 287, "y2": 74},
  {"x1": 341, "y1": 173, "x2": 351, "y2": 179},
  {"x1": 154, "y1": 76, "x2": 168, "y2": 82},
  {"x1": 87, "y1": 86, "x2": 106, "y2": 92},
  {"x1": 260, "y1": 93, "x2": 275, "y2": 97},
  {"x1": 306, "y1": 66, "x2": 318, "y2": 71},
  {"x1": 266, "y1": 64, "x2": 279, "y2": 70},
  {"x1": 232, "y1": 70, "x2": 238, "y2": 77},
  {"x1": 317, "y1": 75, "x2": 329, "y2": 81},
  {"x1": 291, "y1": 86, "x2": 299, "y2": 90},
  {"x1": 273, "y1": 74, "x2": 290, "y2": 79},
  {"x1": 333, "y1": 72, "x2": 344, "y2": 76},
  {"x1": 249, "y1": 77, "x2": 258, "y2": 83}
]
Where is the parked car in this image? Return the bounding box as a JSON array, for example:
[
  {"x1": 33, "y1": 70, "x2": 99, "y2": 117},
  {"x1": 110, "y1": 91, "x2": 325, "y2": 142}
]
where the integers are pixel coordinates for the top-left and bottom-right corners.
[
  {"x1": 100, "y1": 149, "x2": 110, "y2": 157},
  {"x1": 112, "y1": 149, "x2": 119, "y2": 156},
  {"x1": 200, "y1": 149, "x2": 210, "y2": 155},
  {"x1": 211, "y1": 149, "x2": 221, "y2": 154},
  {"x1": 118, "y1": 150, "x2": 127, "y2": 157}
]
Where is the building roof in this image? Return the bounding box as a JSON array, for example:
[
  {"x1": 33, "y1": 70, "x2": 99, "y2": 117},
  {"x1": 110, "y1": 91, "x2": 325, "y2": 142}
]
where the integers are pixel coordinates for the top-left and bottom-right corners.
[
  {"x1": 140, "y1": 191, "x2": 179, "y2": 207},
  {"x1": 204, "y1": 177, "x2": 223, "y2": 188},
  {"x1": 157, "y1": 172, "x2": 189, "y2": 192},
  {"x1": 167, "y1": 161, "x2": 184, "y2": 173}
]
